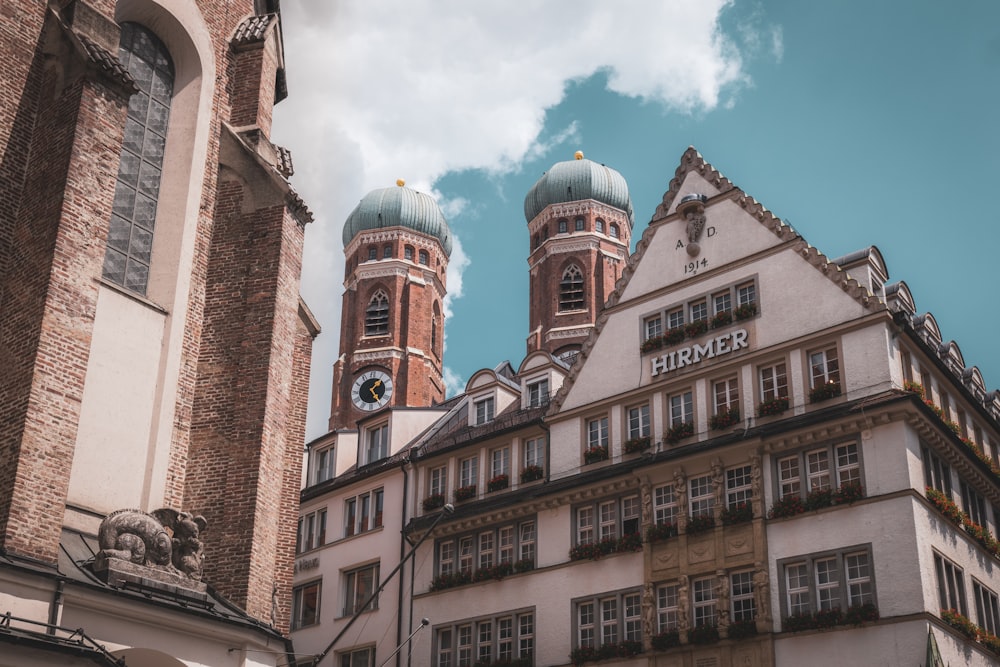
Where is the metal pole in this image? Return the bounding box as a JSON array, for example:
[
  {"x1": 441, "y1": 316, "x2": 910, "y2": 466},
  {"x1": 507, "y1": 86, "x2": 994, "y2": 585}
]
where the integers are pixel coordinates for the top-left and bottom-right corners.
[
  {"x1": 310, "y1": 505, "x2": 454, "y2": 666},
  {"x1": 379, "y1": 618, "x2": 429, "y2": 667}
]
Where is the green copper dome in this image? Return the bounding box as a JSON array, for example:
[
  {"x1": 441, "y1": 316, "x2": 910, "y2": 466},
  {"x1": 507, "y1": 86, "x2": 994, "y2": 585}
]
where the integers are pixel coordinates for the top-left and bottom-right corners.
[
  {"x1": 524, "y1": 152, "x2": 634, "y2": 226},
  {"x1": 342, "y1": 182, "x2": 452, "y2": 256}
]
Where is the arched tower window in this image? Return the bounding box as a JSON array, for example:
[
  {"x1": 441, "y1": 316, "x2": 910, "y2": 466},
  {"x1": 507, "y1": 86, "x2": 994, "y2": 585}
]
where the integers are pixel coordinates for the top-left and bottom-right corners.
[
  {"x1": 102, "y1": 22, "x2": 174, "y2": 296},
  {"x1": 610, "y1": 223, "x2": 620, "y2": 239},
  {"x1": 559, "y1": 265, "x2": 584, "y2": 311},
  {"x1": 365, "y1": 289, "x2": 390, "y2": 336},
  {"x1": 432, "y1": 301, "x2": 441, "y2": 357}
]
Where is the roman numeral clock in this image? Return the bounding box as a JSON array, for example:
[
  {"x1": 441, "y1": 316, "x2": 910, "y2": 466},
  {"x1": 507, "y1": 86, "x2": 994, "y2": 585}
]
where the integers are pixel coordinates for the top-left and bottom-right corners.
[{"x1": 351, "y1": 370, "x2": 393, "y2": 412}]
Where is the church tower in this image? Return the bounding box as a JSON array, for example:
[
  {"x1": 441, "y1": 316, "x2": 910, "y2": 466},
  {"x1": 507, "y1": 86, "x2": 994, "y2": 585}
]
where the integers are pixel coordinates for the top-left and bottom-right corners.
[
  {"x1": 524, "y1": 151, "x2": 633, "y2": 362},
  {"x1": 329, "y1": 181, "x2": 451, "y2": 430}
]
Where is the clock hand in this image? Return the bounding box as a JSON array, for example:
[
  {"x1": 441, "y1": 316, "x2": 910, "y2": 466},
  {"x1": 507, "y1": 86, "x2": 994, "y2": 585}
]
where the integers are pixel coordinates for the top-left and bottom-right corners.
[{"x1": 370, "y1": 380, "x2": 382, "y2": 400}]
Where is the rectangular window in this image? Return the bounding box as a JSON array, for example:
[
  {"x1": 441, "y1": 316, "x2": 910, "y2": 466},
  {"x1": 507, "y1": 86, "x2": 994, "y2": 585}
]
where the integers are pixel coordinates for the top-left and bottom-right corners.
[
  {"x1": 491, "y1": 447, "x2": 510, "y2": 479},
  {"x1": 654, "y1": 484, "x2": 678, "y2": 527},
  {"x1": 575, "y1": 495, "x2": 641, "y2": 545},
  {"x1": 806, "y1": 449, "x2": 831, "y2": 491},
  {"x1": 479, "y1": 532, "x2": 495, "y2": 569},
  {"x1": 714, "y1": 378, "x2": 739, "y2": 414},
  {"x1": 475, "y1": 397, "x2": 495, "y2": 425},
  {"x1": 737, "y1": 281, "x2": 756, "y2": 307},
  {"x1": 365, "y1": 423, "x2": 389, "y2": 464},
  {"x1": 759, "y1": 363, "x2": 788, "y2": 401},
  {"x1": 836, "y1": 442, "x2": 860, "y2": 486},
  {"x1": 340, "y1": 647, "x2": 373, "y2": 667},
  {"x1": 961, "y1": 480, "x2": 988, "y2": 526},
  {"x1": 518, "y1": 614, "x2": 534, "y2": 660},
  {"x1": 669, "y1": 391, "x2": 693, "y2": 427},
  {"x1": 934, "y1": 552, "x2": 967, "y2": 615},
  {"x1": 587, "y1": 416, "x2": 609, "y2": 450},
  {"x1": 578, "y1": 601, "x2": 595, "y2": 648},
  {"x1": 313, "y1": 445, "x2": 335, "y2": 485},
  {"x1": 498, "y1": 525, "x2": 514, "y2": 564},
  {"x1": 431, "y1": 466, "x2": 447, "y2": 497},
  {"x1": 292, "y1": 580, "x2": 321, "y2": 629},
  {"x1": 459, "y1": 456, "x2": 478, "y2": 489},
  {"x1": 577, "y1": 506, "x2": 595, "y2": 545},
  {"x1": 731, "y1": 571, "x2": 756, "y2": 622},
  {"x1": 345, "y1": 489, "x2": 383, "y2": 537},
  {"x1": 815, "y1": 557, "x2": 840, "y2": 610},
  {"x1": 845, "y1": 551, "x2": 873, "y2": 606},
  {"x1": 645, "y1": 315, "x2": 663, "y2": 341},
  {"x1": 689, "y1": 475, "x2": 714, "y2": 518},
  {"x1": 657, "y1": 583, "x2": 679, "y2": 631},
  {"x1": 624, "y1": 592, "x2": 642, "y2": 641},
  {"x1": 459, "y1": 537, "x2": 474, "y2": 573},
  {"x1": 344, "y1": 563, "x2": 379, "y2": 616},
  {"x1": 457, "y1": 625, "x2": 473, "y2": 667},
  {"x1": 922, "y1": 445, "x2": 952, "y2": 495},
  {"x1": 726, "y1": 466, "x2": 752, "y2": 509},
  {"x1": 524, "y1": 438, "x2": 544, "y2": 470},
  {"x1": 575, "y1": 591, "x2": 642, "y2": 649},
  {"x1": 436, "y1": 612, "x2": 533, "y2": 667},
  {"x1": 777, "y1": 455, "x2": 801, "y2": 498},
  {"x1": 627, "y1": 404, "x2": 650, "y2": 440},
  {"x1": 436, "y1": 520, "x2": 538, "y2": 577},
  {"x1": 778, "y1": 441, "x2": 862, "y2": 499},
  {"x1": 519, "y1": 521, "x2": 536, "y2": 563},
  {"x1": 786, "y1": 563, "x2": 810, "y2": 615},
  {"x1": 601, "y1": 597, "x2": 618, "y2": 644},
  {"x1": 690, "y1": 300, "x2": 708, "y2": 322},
  {"x1": 498, "y1": 617, "x2": 513, "y2": 660},
  {"x1": 527, "y1": 379, "x2": 549, "y2": 407},
  {"x1": 974, "y1": 580, "x2": 1000, "y2": 636},
  {"x1": 693, "y1": 577, "x2": 717, "y2": 627},
  {"x1": 713, "y1": 291, "x2": 732, "y2": 315},
  {"x1": 477, "y1": 622, "x2": 492, "y2": 664},
  {"x1": 439, "y1": 540, "x2": 455, "y2": 575},
  {"x1": 599, "y1": 501, "x2": 617, "y2": 540},
  {"x1": 667, "y1": 307, "x2": 684, "y2": 330},
  {"x1": 781, "y1": 546, "x2": 876, "y2": 619},
  {"x1": 809, "y1": 345, "x2": 841, "y2": 388}
]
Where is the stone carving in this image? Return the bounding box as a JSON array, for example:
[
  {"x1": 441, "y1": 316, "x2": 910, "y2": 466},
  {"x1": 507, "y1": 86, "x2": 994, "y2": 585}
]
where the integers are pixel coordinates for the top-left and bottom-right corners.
[
  {"x1": 97, "y1": 508, "x2": 207, "y2": 581},
  {"x1": 673, "y1": 468, "x2": 687, "y2": 529},
  {"x1": 753, "y1": 561, "x2": 771, "y2": 623},
  {"x1": 641, "y1": 480, "x2": 653, "y2": 527},
  {"x1": 711, "y1": 458, "x2": 724, "y2": 514},
  {"x1": 717, "y1": 570, "x2": 730, "y2": 630},
  {"x1": 679, "y1": 193, "x2": 709, "y2": 257},
  {"x1": 643, "y1": 581, "x2": 656, "y2": 638},
  {"x1": 750, "y1": 451, "x2": 763, "y2": 516},
  {"x1": 677, "y1": 575, "x2": 690, "y2": 631}
]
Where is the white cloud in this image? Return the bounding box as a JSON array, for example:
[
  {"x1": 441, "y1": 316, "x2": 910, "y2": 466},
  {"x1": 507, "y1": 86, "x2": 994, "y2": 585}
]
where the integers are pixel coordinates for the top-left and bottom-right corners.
[
  {"x1": 442, "y1": 366, "x2": 466, "y2": 397},
  {"x1": 272, "y1": 0, "x2": 754, "y2": 437}
]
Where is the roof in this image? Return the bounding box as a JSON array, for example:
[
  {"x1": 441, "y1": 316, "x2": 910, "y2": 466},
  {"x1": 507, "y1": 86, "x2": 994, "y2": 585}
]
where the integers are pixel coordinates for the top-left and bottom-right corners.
[
  {"x1": 524, "y1": 152, "x2": 634, "y2": 226},
  {"x1": 342, "y1": 183, "x2": 453, "y2": 256}
]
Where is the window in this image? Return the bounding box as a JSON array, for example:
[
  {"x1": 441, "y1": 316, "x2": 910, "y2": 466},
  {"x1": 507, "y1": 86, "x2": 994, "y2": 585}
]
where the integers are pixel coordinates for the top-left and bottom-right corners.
[
  {"x1": 491, "y1": 446, "x2": 510, "y2": 479},
  {"x1": 737, "y1": 281, "x2": 756, "y2": 307},
  {"x1": 610, "y1": 223, "x2": 619, "y2": 239},
  {"x1": 368, "y1": 246, "x2": 377, "y2": 261},
  {"x1": 714, "y1": 377, "x2": 739, "y2": 415},
  {"x1": 689, "y1": 475, "x2": 714, "y2": 518},
  {"x1": 559, "y1": 265, "x2": 585, "y2": 311},
  {"x1": 575, "y1": 218, "x2": 585, "y2": 231},
  {"x1": 344, "y1": 563, "x2": 379, "y2": 615},
  {"x1": 934, "y1": 552, "x2": 966, "y2": 615},
  {"x1": 292, "y1": 580, "x2": 321, "y2": 629},
  {"x1": 809, "y1": 345, "x2": 841, "y2": 388},
  {"x1": 558, "y1": 219, "x2": 568, "y2": 233},
  {"x1": 690, "y1": 300, "x2": 708, "y2": 323},
  {"x1": 524, "y1": 437, "x2": 544, "y2": 470},
  {"x1": 692, "y1": 577, "x2": 717, "y2": 628},
  {"x1": 474, "y1": 396, "x2": 495, "y2": 425},
  {"x1": 669, "y1": 391, "x2": 693, "y2": 427},
  {"x1": 364, "y1": 423, "x2": 389, "y2": 464},
  {"x1": 383, "y1": 244, "x2": 392, "y2": 259},
  {"x1": 364, "y1": 290, "x2": 390, "y2": 336},
  {"x1": 627, "y1": 404, "x2": 650, "y2": 440},
  {"x1": 922, "y1": 445, "x2": 952, "y2": 495},
  {"x1": 102, "y1": 23, "x2": 174, "y2": 296},
  {"x1": 459, "y1": 456, "x2": 478, "y2": 489},
  {"x1": 575, "y1": 591, "x2": 641, "y2": 648},
  {"x1": 644, "y1": 315, "x2": 662, "y2": 341},
  {"x1": 759, "y1": 363, "x2": 788, "y2": 401},
  {"x1": 596, "y1": 219, "x2": 605, "y2": 233},
  {"x1": 430, "y1": 465, "x2": 447, "y2": 497},
  {"x1": 519, "y1": 521, "x2": 536, "y2": 563},
  {"x1": 657, "y1": 583, "x2": 679, "y2": 631},
  {"x1": 297, "y1": 509, "x2": 326, "y2": 552},
  {"x1": 781, "y1": 547, "x2": 875, "y2": 618},
  {"x1": 731, "y1": 571, "x2": 756, "y2": 622},
  {"x1": 436, "y1": 522, "x2": 537, "y2": 576},
  {"x1": 340, "y1": 647, "x2": 373, "y2": 667},
  {"x1": 436, "y1": 611, "x2": 534, "y2": 667},
  {"x1": 667, "y1": 307, "x2": 684, "y2": 330},
  {"x1": 713, "y1": 291, "x2": 731, "y2": 315},
  {"x1": 575, "y1": 495, "x2": 640, "y2": 544},
  {"x1": 776, "y1": 441, "x2": 860, "y2": 498},
  {"x1": 653, "y1": 484, "x2": 678, "y2": 528},
  {"x1": 345, "y1": 488, "x2": 384, "y2": 537},
  {"x1": 419, "y1": 249, "x2": 429, "y2": 265},
  {"x1": 404, "y1": 245, "x2": 414, "y2": 260},
  {"x1": 313, "y1": 445, "x2": 335, "y2": 485},
  {"x1": 974, "y1": 580, "x2": 1000, "y2": 636},
  {"x1": 961, "y1": 480, "x2": 988, "y2": 526},
  {"x1": 587, "y1": 416, "x2": 608, "y2": 450},
  {"x1": 526, "y1": 379, "x2": 549, "y2": 408},
  {"x1": 726, "y1": 466, "x2": 752, "y2": 509}
]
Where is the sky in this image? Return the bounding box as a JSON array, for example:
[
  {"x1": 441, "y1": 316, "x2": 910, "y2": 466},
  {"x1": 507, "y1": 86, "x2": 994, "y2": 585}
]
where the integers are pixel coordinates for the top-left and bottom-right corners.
[{"x1": 271, "y1": 1, "x2": 1000, "y2": 440}]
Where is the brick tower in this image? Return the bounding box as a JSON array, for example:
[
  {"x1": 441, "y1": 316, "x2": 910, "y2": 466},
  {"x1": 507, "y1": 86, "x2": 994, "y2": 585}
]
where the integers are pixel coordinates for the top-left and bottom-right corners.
[
  {"x1": 524, "y1": 151, "x2": 633, "y2": 362},
  {"x1": 329, "y1": 181, "x2": 451, "y2": 430}
]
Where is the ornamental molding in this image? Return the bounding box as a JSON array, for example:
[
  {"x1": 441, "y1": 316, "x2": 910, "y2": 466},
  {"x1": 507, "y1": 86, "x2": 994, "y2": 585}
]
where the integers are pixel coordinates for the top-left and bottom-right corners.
[
  {"x1": 530, "y1": 200, "x2": 631, "y2": 228},
  {"x1": 345, "y1": 228, "x2": 448, "y2": 257},
  {"x1": 351, "y1": 349, "x2": 403, "y2": 364},
  {"x1": 352, "y1": 266, "x2": 410, "y2": 283},
  {"x1": 545, "y1": 325, "x2": 594, "y2": 341}
]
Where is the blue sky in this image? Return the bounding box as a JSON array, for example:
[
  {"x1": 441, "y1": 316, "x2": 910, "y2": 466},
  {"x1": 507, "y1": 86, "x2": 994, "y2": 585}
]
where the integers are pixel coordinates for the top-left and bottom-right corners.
[{"x1": 273, "y1": 1, "x2": 1000, "y2": 439}]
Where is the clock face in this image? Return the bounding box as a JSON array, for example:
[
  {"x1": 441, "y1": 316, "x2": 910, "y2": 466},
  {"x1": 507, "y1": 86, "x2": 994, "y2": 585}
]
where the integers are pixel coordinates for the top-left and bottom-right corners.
[{"x1": 351, "y1": 370, "x2": 393, "y2": 412}]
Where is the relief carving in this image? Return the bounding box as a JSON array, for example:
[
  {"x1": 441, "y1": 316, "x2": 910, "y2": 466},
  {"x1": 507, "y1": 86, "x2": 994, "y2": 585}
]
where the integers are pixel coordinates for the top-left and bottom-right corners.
[{"x1": 95, "y1": 508, "x2": 207, "y2": 587}]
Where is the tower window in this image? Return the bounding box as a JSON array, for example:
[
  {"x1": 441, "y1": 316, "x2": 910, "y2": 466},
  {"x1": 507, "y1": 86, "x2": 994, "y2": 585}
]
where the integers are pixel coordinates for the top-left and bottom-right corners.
[
  {"x1": 596, "y1": 219, "x2": 604, "y2": 233},
  {"x1": 368, "y1": 246, "x2": 377, "y2": 261},
  {"x1": 558, "y1": 219, "x2": 568, "y2": 234},
  {"x1": 404, "y1": 245, "x2": 414, "y2": 261},
  {"x1": 419, "y1": 249, "x2": 429, "y2": 265},
  {"x1": 365, "y1": 289, "x2": 390, "y2": 336},
  {"x1": 102, "y1": 22, "x2": 174, "y2": 296},
  {"x1": 610, "y1": 224, "x2": 619, "y2": 239},
  {"x1": 575, "y1": 218, "x2": 585, "y2": 232},
  {"x1": 383, "y1": 244, "x2": 392, "y2": 259},
  {"x1": 559, "y1": 265, "x2": 584, "y2": 311}
]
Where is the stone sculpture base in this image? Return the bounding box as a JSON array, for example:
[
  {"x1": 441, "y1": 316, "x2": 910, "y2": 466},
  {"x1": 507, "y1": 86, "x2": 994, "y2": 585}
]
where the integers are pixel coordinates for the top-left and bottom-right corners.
[{"x1": 93, "y1": 555, "x2": 208, "y2": 599}]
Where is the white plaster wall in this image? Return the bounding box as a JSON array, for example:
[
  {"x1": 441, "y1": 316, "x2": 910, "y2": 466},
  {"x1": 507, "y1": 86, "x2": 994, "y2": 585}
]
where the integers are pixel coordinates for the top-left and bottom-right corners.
[{"x1": 388, "y1": 409, "x2": 449, "y2": 457}]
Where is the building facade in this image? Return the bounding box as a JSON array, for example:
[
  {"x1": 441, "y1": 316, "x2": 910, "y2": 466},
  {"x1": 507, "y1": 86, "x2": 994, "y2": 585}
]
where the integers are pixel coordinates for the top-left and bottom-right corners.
[
  {"x1": 293, "y1": 148, "x2": 1000, "y2": 667},
  {"x1": 0, "y1": 1, "x2": 316, "y2": 665}
]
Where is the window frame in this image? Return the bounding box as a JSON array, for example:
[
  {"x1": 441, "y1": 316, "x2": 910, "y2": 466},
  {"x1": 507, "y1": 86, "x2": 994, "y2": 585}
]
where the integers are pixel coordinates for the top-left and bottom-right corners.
[
  {"x1": 573, "y1": 589, "x2": 642, "y2": 649},
  {"x1": 627, "y1": 403, "x2": 650, "y2": 440},
  {"x1": 934, "y1": 551, "x2": 967, "y2": 615},
  {"x1": 292, "y1": 579, "x2": 322, "y2": 629},
  {"x1": 297, "y1": 508, "x2": 327, "y2": 553},
  {"x1": 344, "y1": 488, "x2": 384, "y2": 538},
  {"x1": 778, "y1": 544, "x2": 876, "y2": 621},
  {"x1": 435, "y1": 609, "x2": 535, "y2": 667},
  {"x1": 339, "y1": 647, "x2": 374, "y2": 667},
  {"x1": 435, "y1": 519, "x2": 538, "y2": 577},
  {"x1": 474, "y1": 395, "x2": 496, "y2": 425},
  {"x1": 559, "y1": 264, "x2": 585, "y2": 312},
  {"x1": 312, "y1": 444, "x2": 336, "y2": 485},
  {"x1": 775, "y1": 440, "x2": 862, "y2": 499},
  {"x1": 363, "y1": 422, "x2": 389, "y2": 465},
  {"x1": 526, "y1": 378, "x2": 549, "y2": 408},
  {"x1": 668, "y1": 390, "x2": 694, "y2": 428},
  {"x1": 364, "y1": 289, "x2": 390, "y2": 337},
  {"x1": 758, "y1": 361, "x2": 789, "y2": 401},
  {"x1": 574, "y1": 494, "x2": 640, "y2": 546},
  {"x1": 343, "y1": 562, "x2": 380, "y2": 616},
  {"x1": 808, "y1": 344, "x2": 841, "y2": 389}
]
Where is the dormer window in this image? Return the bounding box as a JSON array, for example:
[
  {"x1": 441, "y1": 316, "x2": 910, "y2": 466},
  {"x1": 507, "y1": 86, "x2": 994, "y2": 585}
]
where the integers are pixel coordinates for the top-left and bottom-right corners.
[
  {"x1": 527, "y1": 378, "x2": 549, "y2": 408},
  {"x1": 474, "y1": 396, "x2": 495, "y2": 425}
]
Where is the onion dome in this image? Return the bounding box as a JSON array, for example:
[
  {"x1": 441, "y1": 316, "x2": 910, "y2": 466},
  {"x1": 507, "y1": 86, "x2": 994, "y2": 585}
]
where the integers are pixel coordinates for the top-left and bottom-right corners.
[
  {"x1": 523, "y1": 151, "x2": 634, "y2": 226},
  {"x1": 342, "y1": 180, "x2": 452, "y2": 256}
]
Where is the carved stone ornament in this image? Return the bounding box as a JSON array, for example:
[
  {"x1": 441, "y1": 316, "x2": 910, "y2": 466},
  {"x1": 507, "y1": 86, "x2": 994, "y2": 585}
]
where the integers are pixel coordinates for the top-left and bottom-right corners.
[
  {"x1": 677, "y1": 193, "x2": 708, "y2": 257},
  {"x1": 94, "y1": 508, "x2": 208, "y2": 593}
]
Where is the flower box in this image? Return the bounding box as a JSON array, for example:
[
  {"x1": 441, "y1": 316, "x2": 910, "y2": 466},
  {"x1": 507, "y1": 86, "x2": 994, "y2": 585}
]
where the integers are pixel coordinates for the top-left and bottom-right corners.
[
  {"x1": 809, "y1": 381, "x2": 842, "y2": 403},
  {"x1": 663, "y1": 421, "x2": 694, "y2": 444},
  {"x1": 710, "y1": 311, "x2": 732, "y2": 329},
  {"x1": 726, "y1": 619, "x2": 758, "y2": 640},
  {"x1": 584, "y1": 446, "x2": 609, "y2": 464},
  {"x1": 833, "y1": 481, "x2": 864, "y2": 505},
  {"x1": 768, "y1": 494, "x2": 806, "y2": 519},
  {"x1": 942, "y1": 609, "x2": 978, "y2": 640},
  {"x1": 520, "y1": 465, "x2": 544, "y2": 483},
  {"x1": 709, "y1": 406, "x2": 740, "y2": 430},
  {"x1": 688, "y1": 623, "x2": 720, "y2": 645},
  {"x1": 757, "y1": 396, "x2": 789, "y2": 417},
  {"x1": 487, "y1": 474, "x2": 509, "y2": 493},
  {"x1": 903, "y1": 380, "x2": 924, "y2": 397},
  {"x1": 651, "y1": 629, "x2": 681, "y2": 650},
  {"x1": 664, "y1": 327, "x2": 686, "y2": 345},
  {"x1": 804, "y1": 487, "x2": 834, "y2": 511},
  {"x1": 640, "y1": 336, "x2": 664, "y2": 353},
  {"x1": 814, "y1": 608, "x2": 843, "y2": 628},
  {"x1": 734, "y1": 302, "x2": 758, "y2": 320},
  {"x1": 684, "y1": 320, "x2": 708, "y2": 338},
  {"x1": 646, "y1": 522, "x2": 678, "y2": 543},
  {"x1": 569, "y1": 534, "x2": 641, "y2": 561},
  {"x1": 721, "y1": 502, "x2": 753, "y2": 525},
  {"x1": 430, "y1": 570, "x2": 472, "y2": 591},
  {"x1": 454, "y1": 485, "x2": 477, "y2": 502},
  {"x1": 845, "y1": 602, "x2": 879, "y2": 625},
  {"x1": 513, "y1": 558, "x2": 534, "y2": 573},
  {"x1": 422, "y1": 493, "x2": 446, "y2": 511},
  {"x1": 686, "y1": 514, "x2": 715, "y2": 535},
  {"x1": 623, "y1": 436, "x2": 651, "y2": 454}
]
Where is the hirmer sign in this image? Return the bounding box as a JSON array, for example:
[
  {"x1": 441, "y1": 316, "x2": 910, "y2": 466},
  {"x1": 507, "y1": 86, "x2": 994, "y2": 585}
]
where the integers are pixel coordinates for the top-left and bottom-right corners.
[{"x1": 650, "y1": 329, "x2": 749, "y2": 376}]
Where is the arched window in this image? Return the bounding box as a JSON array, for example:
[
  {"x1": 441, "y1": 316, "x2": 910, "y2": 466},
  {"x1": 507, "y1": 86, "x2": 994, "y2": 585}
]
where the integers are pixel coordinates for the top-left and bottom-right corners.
[
  {"x1": 418, "y1": 249, "x2": 429, "y2": 265},
  {"x1": 558, "y1": 219, "x2": 568, "y2": 234},
  {"x1": 368, "y1": 246, "x2": 377, "y2": 261},
  {"x1": 432, "y1": 301, "x2": 441, "y2": 357},
  {"x1": 365, "y1": 289, "x2": 390, "y2": 336},
  {"x1": 102, "y1": 22, "x2": 174, "y2": 296},
  {"x1": 559, "y1": 265, "x2": 584, "y2": 311},
  {"x1": 575, "y1": 218, "x2": 585, "y2": 232},
  {"x1": 596, "y1": 219, "x2": 605, "y2": 233},
  {"x1": 610, "y1": 223, "x2": 619, "y2": 239},
  {"x1": 383, "y1": 244, "x2": 392, "y2": 259},
  {"x1": 404, "y1": 245, "x2": 414, "y2": 261}
]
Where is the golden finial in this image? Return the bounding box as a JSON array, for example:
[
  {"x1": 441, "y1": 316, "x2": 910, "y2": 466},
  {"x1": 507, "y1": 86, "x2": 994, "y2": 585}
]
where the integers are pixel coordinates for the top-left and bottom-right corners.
[
  {"x1": 396, "y1": 179, "x2": 405, "y2": 187},
  {"x1": 574, "y1": 151, "x2": 584, "y2": 160}
]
